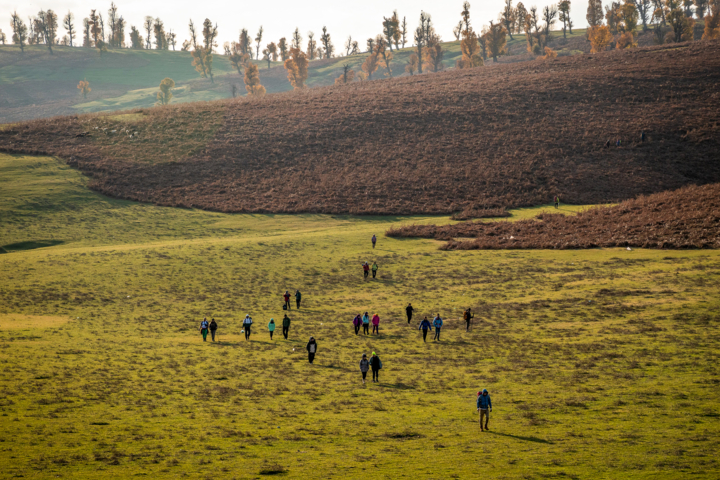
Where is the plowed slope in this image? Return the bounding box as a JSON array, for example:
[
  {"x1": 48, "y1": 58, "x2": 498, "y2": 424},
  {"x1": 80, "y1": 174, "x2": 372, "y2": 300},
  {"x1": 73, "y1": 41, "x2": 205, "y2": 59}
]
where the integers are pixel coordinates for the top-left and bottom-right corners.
[{"x1": 0, "y1": 41, "x2": 718, "y2": 214}]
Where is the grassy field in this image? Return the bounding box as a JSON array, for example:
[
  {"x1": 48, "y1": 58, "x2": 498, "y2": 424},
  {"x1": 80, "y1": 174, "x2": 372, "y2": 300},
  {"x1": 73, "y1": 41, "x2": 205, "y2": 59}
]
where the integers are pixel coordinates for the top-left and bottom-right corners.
[{"x1": 1, "y1": 153, "x2": 719, "y2": 479}]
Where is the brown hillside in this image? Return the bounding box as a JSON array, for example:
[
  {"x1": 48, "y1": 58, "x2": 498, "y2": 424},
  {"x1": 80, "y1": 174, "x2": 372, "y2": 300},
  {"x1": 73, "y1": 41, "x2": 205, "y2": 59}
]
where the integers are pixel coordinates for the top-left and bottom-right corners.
[
  {"x1": 386, "y1": 183, "x2": 720, "y2": 249},
  {"x1": 0, "y1": 41, "x2": 719, "y2": 215}
]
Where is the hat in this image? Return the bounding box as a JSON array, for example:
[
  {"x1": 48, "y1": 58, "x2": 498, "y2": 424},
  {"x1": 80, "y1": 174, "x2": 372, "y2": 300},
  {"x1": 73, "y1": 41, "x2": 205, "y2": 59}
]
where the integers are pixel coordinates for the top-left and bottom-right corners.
[
  {"x1": 270, "y1": 318, "x2": 274, "y2": 321},
  {"x1": 362, "y1": 353, "x2": 367, "y2": 357},
  {"x1": 372, "y1": 351, "x2": 376, "y2": 355},
  {"x1": 482, "y1": 389, "x2": 488, "y2": 394}
]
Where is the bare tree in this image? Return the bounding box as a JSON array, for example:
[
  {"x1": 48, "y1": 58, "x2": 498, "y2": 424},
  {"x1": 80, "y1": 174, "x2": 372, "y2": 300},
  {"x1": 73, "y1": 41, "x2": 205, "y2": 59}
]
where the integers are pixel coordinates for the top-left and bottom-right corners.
[
  {"x1": 10, "y1": 12, "x2": 28, "y2": 52},
  {"x1": 63, "y1": 11, "x2": 75, "y2": 46},
  {"x1": 344, "y1": 35, "x2": 353, "y2": 55},
  {"x1": 292, "y1": 27, "x2": 302, "y2": 49},
  {"x1": 255, "y1": 25, "x2": 263, "y2": 59},
  {"x1": 144, "y1": 16, "x2": 153, "y2": 49},
  {"x1": 320, "y1": 26, "x2": 334, "y2": 58}
]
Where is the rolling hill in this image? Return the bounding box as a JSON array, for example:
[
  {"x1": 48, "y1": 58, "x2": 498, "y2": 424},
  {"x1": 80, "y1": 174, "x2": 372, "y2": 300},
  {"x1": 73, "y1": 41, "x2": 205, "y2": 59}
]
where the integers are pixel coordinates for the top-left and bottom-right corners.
[
  {"x1": 0, "y1": 29, "x2": 599, "y2": 123},
  {"x1": 0, "y1": 40, "x2": 718, "y2": 215}
]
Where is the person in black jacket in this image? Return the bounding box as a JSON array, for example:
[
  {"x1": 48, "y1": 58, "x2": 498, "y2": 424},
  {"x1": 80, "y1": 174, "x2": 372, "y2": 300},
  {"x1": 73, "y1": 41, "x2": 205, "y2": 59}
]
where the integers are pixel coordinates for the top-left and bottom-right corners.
[
  {"x1": 209, "y1": 318, "x2": 218, "y2": 342},
  {"x1": 306, "y1": 337, "x2": 317, "y2": 364},
  {"x1": 406, "y1": 303, "x2": 414, "y2": 324},
  {"x1": 369, "y1": 351, "x2": 381, "y2": 383},
  {"x1": 295, "y1": 290, "x2": 302, "y2": 309}
]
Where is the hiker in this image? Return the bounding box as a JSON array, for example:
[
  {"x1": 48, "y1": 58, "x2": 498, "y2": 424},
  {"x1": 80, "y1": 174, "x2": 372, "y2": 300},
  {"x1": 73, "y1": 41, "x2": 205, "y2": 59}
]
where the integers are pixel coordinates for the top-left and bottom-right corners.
[
  {"x1": 243, "y1": 315, "x2": 253, "y2": 340},
  {"x1": 200, "y1": 317, "x2": 209, "y2": 342},
  {"x1": 419, "y1": 317, "x2": 432, "y2": 342},
  {"x1": 371, "y1": 234, "x2": 377, "y2": 249},
  {"x1": 433, "y1": 314, "x2": 443, "y2": 341},
  {"x1": 463, "y1": 308, "x2": 474, "y2": 332},
  {"x1": 372, "y1": 313, "x2": 380, "y2": 335},
  {"x1": 406, "y1": 303, "x2": 414, "y2": 324},
  {"x1": 554, "y1": 195, "x2": 559, "y2": 209},
  {"x1": 362, "y1": 262, "x2": 370, "y2": 279},
  {"x1": 282, "y1": 314, "x2": 291, "y2": 339},
  {"x1": 476, "y1": 389, "x2": 492, "y2": 431},
  {"x1": 369, "y1": 351, "x2": 382, "y2": 382},
  {"x1": 616, "y1": 138, "x2": 621, "y2": 147},
  {"x1": 283, "y1": 291, "x2": 291, "y2": 310},
  {"x1": 362, "y1": 312, "x2": 370, "y2": 335},
  {"x1": 641, "y1": 131, "x2": 646, "y2": 142},
  {"x1": 295, "y1": 290, "x2": 302, "y2": 309},
  {"x1": 209, "y1": 318, "x2": 218, "y2": 341},
  {"x1": 371, "y1": 262, "x2": 379, "y2": 279},
  {"x1": 306, "y1": 337, "x2": 317, "y2": 364},
  {"x1": 268, "y1": 318, "x2": 276, "y2": 340},
  {"x1": 353, "y1": 314, "x2": 362, "y2": 335},
  {"x1": 359, "y1": 353, "x2": 370, "y2": 384},
  {"x1": 604, "y1": 139, "x2": 611, "y2": 148}
]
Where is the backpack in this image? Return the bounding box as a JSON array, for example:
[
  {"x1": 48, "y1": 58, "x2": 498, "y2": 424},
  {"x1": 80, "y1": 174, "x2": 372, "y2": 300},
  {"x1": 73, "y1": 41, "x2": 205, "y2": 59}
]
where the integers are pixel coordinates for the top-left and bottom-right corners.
[
  {"x1": 378, "y1": 357, "x2": 383, "y2": 369},
  {"x1": 282, "y1": 303, "x2": 288, "y2": 311}
]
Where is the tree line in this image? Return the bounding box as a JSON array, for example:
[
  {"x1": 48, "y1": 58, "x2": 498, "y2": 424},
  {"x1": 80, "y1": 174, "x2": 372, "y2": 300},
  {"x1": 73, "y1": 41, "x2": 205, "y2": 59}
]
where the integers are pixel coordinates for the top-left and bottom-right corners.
[{"x1": 5, "y1": 0, "x2": 720, "y2": 100}]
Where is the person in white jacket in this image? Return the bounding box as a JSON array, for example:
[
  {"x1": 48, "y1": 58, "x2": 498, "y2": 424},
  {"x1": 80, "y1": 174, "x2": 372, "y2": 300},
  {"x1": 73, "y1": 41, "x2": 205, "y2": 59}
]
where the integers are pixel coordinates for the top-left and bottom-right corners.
[{"x1": 243, "y1": 315, "x2": 253, "y2": 340}]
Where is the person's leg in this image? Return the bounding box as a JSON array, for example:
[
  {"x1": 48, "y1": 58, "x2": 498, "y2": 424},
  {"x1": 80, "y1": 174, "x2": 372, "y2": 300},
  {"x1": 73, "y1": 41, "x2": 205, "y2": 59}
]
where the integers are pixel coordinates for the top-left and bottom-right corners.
[
  {"x1": 437, "y1": 328, "x2": 441, "y2": 340},
  {"x1": 309, "y1": 353, "x2": 315, "y2": 364},
  {"x1": 423, "y1": 330, "x2": 427, "y2": 342},
  {"x1": 270, "y1": 331, "x2": 274, "y2": 340},
  {"x1": 211, "y1": 330, "x2": 216, "y2": 341},
  {"x1": 202, "y1": 329, "x2": 207, "y2": 341},
  {"x1": 372, "y1": 270, "x2": 376, "y2": 278},
  {"x1": 296, "y1": 299, "x2": 300, "y2": 309},
  {"x1": 485, "y1": 409, "x2": 490, "y2": 430},
  {"x1": 362, "y1": 371, "x2": 366, "y2": 383},
  {"x1": 479, "y1": 410, "x2": 486, "y2": 430}
]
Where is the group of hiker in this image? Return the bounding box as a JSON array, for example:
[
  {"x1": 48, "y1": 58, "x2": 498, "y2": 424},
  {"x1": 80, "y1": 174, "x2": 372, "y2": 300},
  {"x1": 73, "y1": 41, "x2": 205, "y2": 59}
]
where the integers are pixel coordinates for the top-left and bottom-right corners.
[
  {"x1": 362, "y1": 261, "x2": 379, "y2": 279},
  {"x1": 352, "y1": 312, "x2": 381, "y2": 335},
  {"x1": 283, "y1": 290, "x2": 302, "y2": 310},
  {"x1": 203, "y1": 313, "x2": 294, "y2": 342}
]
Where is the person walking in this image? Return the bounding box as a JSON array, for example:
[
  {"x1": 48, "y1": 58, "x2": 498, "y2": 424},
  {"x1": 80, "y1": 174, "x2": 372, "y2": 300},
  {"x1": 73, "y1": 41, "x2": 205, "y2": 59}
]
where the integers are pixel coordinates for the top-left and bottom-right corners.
[
  {"x1": 295, "y1": 290, "x2": 302, "y2": 309},
  {"x1": 371, "y1": 262, "x2": 379, "y2": 279},
  {"x1": 282, "y1": 314, "x2": 291, "y2": 339},
  {"x1": 641, "y1": 131, "x2": 646, "y2": 143},
  {"x1": 554, "y1": 195, "x2": 559, "y2": 209},
  {"x1": 200, "y1": 317, "x2": 209, "y2": 342},
  {"x1": 369, "y1": 351, "x2": 382, "y2": 383},
  {"x1": 209, "y1": 318, "x2": 218, "y2": 342},
  {"x1": 268, "y1": 318, "x2": 276, "y2": 340},
  {"x1": 242, "y1": 314, "x2": 253, "y2": 340},
  {"x1": 353, "y1": 314, "x2": 362, "y2": 335},
  {"x1": 419, "y1": 317, "x2": 432, "y2": 342},
  {"x1": 371, "y1": 234, "x2": 377, "y2": 249},
  {"x1": 283, "y1": 291, "x2": 291, "y2": 310},
  {"x1": 433, "y1": 314, "x2": 443, "y2": 341},
  {"x1": 362, "y1": 262, "x2": 370, "y2": 280},
  {"x1": 306, "y1": 337, "x2": 317, "y2": 364},
  {"x1": 362, "y1": 312, "x2": 370, "y2": 335},
  {"x1": 406, "y1": 303, "x2": 414, "y2": 324},
  {"x1": 371, "y1": 313, "x2": 380, "y2": 335},
  {"x1": 359, "y1": 353, "x2": 370, "y2": 384},
  {"x1": 476, "y1": 389, "x2": 492, "y2": 431},
  {"x1": 463, "y1": 308, "x2": 474, "y2": 332}
]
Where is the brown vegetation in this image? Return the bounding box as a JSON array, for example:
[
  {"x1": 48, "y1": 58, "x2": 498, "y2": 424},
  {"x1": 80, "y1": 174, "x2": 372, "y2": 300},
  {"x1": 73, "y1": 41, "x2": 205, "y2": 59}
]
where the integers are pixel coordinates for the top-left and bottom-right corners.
[
  {"x1": 0, "y1": 41, "x2": 718, "y2": 215},
  {"x1": 386, "y1": 183, "x2": 720, "y2": 249}
]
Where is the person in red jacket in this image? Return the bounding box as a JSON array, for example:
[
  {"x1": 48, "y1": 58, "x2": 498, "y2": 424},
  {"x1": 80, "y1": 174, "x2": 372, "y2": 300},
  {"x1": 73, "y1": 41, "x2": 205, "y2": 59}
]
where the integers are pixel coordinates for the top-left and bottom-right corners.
[
  {"x1": 283, "y1": 291, "x2": 291, "y2": 310},
  {"x1": 371, "y1": 313, "x2": 380, "y2": 335},
  {"x1": 362, "y1": 262, "x2": 370, "y2": 279}
]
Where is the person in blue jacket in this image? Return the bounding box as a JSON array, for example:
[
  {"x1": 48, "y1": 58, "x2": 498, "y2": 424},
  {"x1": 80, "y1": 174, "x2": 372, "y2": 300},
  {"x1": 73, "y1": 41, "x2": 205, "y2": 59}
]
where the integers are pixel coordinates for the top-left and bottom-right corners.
[
  {"x1": 476, "y1": 389, "x2": 492, "y2": 431},
  {"x1": 418, "y1": 317, "x2": 432, "y2": 342},
  {"x1": 433, "y1": 314, "x2": 443, "y2": 341}
]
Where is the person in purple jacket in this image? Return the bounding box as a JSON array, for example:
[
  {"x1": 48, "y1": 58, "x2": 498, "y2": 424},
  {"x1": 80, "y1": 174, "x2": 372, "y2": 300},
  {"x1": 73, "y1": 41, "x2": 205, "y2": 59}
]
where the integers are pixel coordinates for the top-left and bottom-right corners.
[{"x1": 353, "y1": 314, "x2": 362, "y2": 335}]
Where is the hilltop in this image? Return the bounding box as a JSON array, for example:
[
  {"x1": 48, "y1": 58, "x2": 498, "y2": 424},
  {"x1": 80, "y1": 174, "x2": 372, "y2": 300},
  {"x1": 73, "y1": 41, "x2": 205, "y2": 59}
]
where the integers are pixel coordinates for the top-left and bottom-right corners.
[
  {"x1": 0, "y1": 29, "x2": 597, "y2": 123},
  {"x1": 1, "y1": 40, "x2": 719, "y2": 215}
]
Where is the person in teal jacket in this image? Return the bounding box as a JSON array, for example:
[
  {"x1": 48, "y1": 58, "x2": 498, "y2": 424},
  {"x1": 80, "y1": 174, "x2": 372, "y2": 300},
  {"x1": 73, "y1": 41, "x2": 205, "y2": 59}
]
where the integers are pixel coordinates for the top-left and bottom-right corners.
[
  {"x1": 362, "y1": 312, "x2": 370, "y2": 335},
  {"x1": 268, "y1": 318, "x2": 276, "y2": 340},
  {"x1": 433, "y1": 314, "x2": 443, "y2": 341},
  {"x1": 476, "y1": 389, "x2": 492, "y2": 431}
]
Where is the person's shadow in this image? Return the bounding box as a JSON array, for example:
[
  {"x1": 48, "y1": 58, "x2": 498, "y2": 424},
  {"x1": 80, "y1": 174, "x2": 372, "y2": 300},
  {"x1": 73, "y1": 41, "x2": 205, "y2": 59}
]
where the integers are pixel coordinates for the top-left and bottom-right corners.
[{"x1": 486, "y1": 430, "x2": 553, "y2": 444}]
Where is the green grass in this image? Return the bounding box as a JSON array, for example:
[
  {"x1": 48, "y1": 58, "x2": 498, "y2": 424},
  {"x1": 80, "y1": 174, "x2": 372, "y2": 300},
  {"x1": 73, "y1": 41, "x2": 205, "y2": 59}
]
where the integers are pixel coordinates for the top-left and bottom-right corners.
[{"x1": 1, "y1": 153, "x2": 719, "y2": 479}]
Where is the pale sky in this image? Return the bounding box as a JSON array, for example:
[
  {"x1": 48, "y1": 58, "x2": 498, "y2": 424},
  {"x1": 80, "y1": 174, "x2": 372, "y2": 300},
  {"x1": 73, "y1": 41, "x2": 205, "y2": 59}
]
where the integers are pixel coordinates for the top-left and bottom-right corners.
[{"x1": 4, "y1": 0, "x2": 592, "y2": 51}]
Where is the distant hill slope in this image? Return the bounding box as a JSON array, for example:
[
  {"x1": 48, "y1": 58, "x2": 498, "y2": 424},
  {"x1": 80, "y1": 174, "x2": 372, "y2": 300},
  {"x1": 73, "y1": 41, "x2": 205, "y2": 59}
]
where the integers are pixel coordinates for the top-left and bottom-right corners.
[
  {"x1": 1, "y1": 41, "x2": 718, "y2": 215},
  {"x1": 0, "y1": 29, "x2": 599, "y2": 123}
]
